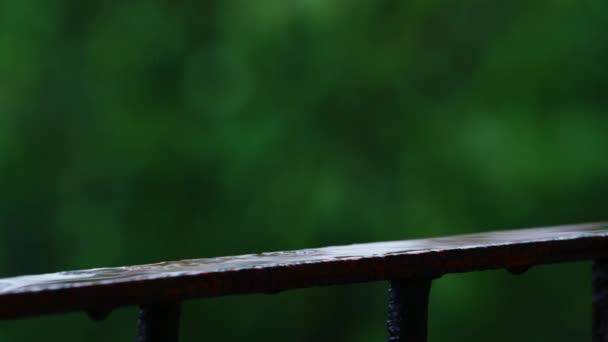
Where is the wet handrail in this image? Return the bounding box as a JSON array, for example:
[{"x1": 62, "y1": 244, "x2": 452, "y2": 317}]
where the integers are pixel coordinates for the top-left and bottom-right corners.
[{"x1": 1, "y1": 222, "x2": 608, "y2": 341}]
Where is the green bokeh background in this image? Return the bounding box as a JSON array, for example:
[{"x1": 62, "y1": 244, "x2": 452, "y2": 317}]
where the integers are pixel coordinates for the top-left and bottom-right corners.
[{"x1": 1, "y1": 0, "x2": 607, "y2": 340}]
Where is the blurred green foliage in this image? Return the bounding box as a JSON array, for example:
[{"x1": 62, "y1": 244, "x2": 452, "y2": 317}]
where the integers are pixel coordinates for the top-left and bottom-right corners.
[{"x1": 0, "y1": 0, "x2": 607, "y2": 341}]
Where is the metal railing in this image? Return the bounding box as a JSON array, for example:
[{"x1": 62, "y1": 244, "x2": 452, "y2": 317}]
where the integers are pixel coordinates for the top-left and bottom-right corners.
[{"x1": 1, "y1": 222, "x2": 607, "y2": 341}]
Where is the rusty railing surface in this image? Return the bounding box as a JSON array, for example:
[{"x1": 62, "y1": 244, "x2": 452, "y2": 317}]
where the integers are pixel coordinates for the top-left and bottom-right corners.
[{"x1": 1, "y1": 222, "x2": 608, "y2": 341}]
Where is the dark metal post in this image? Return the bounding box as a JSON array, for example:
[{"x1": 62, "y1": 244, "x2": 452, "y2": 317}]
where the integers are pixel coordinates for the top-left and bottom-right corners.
[
  {"x1": 387, "y1": 278, "x2": 432, "y2": 342},
  {"x1": 594, "y1": 259, "x2": 608, "y2": 342},
  {"x1": 136, "y1": 303, "x2": 181, "y2": 342}
]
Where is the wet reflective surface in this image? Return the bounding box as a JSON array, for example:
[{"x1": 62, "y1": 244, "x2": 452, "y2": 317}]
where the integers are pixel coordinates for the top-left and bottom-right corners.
[{"x1": 1, "y1": 222, "x2": 607, "y2": 295}]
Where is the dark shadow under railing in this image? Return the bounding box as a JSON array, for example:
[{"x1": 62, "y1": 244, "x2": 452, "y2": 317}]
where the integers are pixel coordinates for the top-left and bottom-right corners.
[{"x1": 1, "y1": 222, "x2": 608, "y2": 341}]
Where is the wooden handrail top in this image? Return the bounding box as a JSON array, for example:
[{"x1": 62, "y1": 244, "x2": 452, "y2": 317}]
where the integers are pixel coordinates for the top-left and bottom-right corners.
[{"x1": 1, "y1": 222, "x2": 607, "y2": 320}]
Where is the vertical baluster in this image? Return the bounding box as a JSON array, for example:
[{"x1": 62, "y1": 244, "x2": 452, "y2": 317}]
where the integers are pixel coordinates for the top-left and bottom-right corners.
[
  {"x1": 136, "y1": 303, "x2": 181, "y2": 342},
  {"x1": 594, "y1": 259, "x2": 608, "y2": 342},
  {"x1": 387, "y1": 278, "x2": 432, "y2": 342}
]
